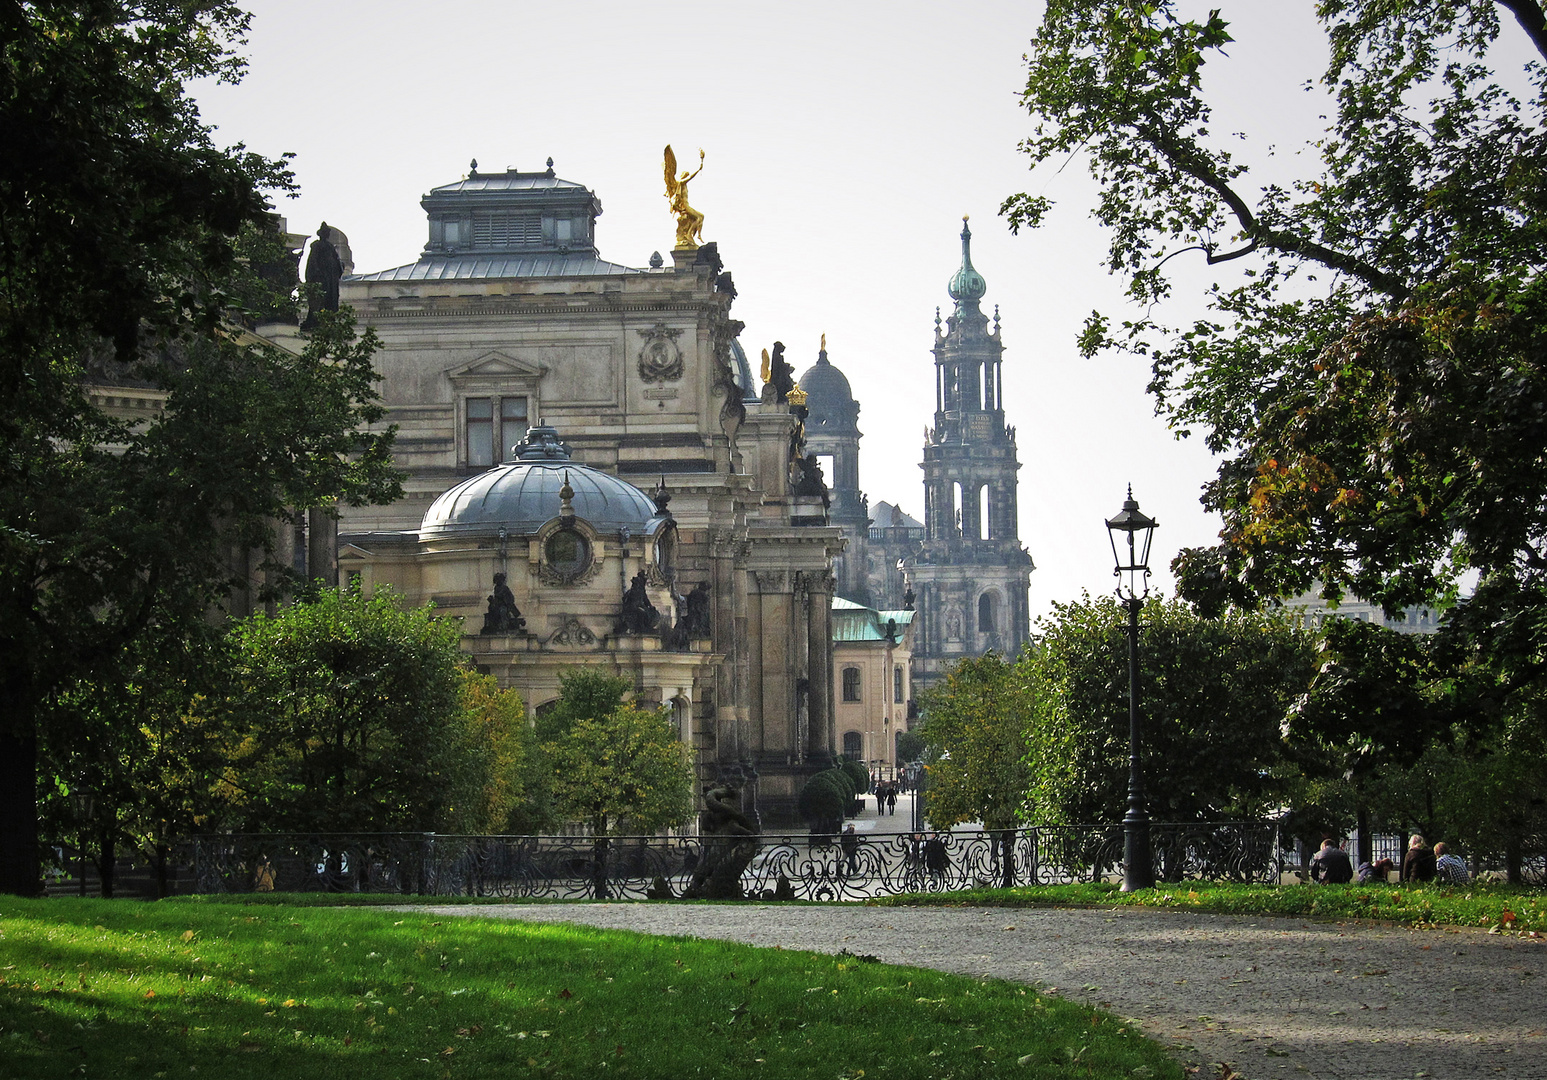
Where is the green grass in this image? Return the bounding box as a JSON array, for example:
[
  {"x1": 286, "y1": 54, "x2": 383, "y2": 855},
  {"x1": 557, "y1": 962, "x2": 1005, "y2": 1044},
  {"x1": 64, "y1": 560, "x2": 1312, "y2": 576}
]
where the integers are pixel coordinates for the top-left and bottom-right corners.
[
  {"x1": 872, "y1": 880, "x2": 1547, "y2": 931},
  {"x1": 0, "y1": 898, "x2": 1182, "y2": 1080}
]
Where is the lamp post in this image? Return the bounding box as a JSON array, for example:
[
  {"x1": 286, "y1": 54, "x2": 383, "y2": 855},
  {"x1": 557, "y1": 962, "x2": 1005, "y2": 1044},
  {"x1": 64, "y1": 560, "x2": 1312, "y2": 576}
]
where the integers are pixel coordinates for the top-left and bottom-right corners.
[
  {"x1": 1105, "y1": 485, "x2": 1158, "y2": 892},
  {"x1": 70, "y1": 787, "x2": 94, "y2": 897}
]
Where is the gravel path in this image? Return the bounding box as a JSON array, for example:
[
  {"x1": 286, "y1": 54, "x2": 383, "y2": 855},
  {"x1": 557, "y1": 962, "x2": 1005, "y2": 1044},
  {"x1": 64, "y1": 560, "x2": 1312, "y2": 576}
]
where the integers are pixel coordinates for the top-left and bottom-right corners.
[{"x1": 406, "y1": 902, "x2": 1547, "y2": 1080}]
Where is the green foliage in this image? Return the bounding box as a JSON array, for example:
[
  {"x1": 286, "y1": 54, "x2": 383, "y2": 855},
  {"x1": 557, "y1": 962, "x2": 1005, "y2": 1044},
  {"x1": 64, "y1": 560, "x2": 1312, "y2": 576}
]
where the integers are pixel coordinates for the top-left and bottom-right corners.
[
  {"x1": 0, "y1": 899, "x2": 1185, "y2": 1080},
  {"x1": 1009, "y1": 2, "x2": 1547, "y2": 729},
  {"x1": 534, "y1": 669, "x2": 633, "y2": 743},
  {"x1": 453, "y1": 670, "x2": 539, "y2": 835},
  {"x1": 541, "y1": 682, "x2": 694, "y2": 836},
  {"x1": 1023, "y1": 595, "x2": 1316, "y2": 825},
  {"x1": 917, "y1": 653, "x2": 1034, "y2": 831},
  {"x1": 798, "y1": 768, "x2": 855, "y2": 828},
  {"x1": 836, "y1": 755, "x2": 870, "y2": 795},
  {"x1": 896, "y1": 728, "x2": 926, "y2": 763},
  {"x1": 0, "y1": 1, "x2": 404, "y2": 894},
  {"x1": 217, "y1": 588, "x2": 497, "y2": 834}
]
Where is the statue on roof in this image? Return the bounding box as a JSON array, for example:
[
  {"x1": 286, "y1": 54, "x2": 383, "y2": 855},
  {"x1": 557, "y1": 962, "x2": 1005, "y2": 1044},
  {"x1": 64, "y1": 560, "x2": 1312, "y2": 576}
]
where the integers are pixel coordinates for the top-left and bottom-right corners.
[
  {"x1": 480, "y1": 572, "x2": 525, "y2": 635},
  {"x1": 300, "y1": 222, "x2": 343, "y2": 331},
  {"x1": 663, "y1": 145, "x2": 705, "y2": 250}
]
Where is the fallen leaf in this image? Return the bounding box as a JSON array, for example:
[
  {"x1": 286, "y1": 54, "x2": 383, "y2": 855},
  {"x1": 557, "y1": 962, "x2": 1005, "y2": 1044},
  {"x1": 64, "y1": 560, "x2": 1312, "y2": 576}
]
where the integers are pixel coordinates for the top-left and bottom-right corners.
[{"x1": 558, "y1": 988, "x2": 573, "y2": 1000}]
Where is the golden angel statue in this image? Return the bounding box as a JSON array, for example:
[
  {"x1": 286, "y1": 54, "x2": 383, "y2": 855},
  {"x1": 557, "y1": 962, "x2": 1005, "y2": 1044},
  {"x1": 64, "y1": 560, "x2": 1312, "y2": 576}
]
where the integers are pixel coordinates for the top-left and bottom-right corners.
[{"x1": 663, "y1": 144, "x2": 706, "y2": 249}]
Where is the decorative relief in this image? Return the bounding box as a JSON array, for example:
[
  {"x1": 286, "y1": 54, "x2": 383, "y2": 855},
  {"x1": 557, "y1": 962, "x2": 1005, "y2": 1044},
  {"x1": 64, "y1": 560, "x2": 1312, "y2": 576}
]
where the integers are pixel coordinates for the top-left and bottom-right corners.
[
  {"x1": 548, "y1": 619, "x2": 598, "y2": 648},
  {"x1": 752, "y1": 570, "x2": 790, "y2": 593},
  {"x1": 637, "y1": 322, "x2": 685, "y2": 383}
]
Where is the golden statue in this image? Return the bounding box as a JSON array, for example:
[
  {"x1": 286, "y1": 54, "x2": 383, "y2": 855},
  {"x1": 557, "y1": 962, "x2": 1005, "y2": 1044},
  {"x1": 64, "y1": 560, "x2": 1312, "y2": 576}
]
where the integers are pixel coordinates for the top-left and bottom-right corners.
[
  {"x1": 760, "y1": 347, "x2": 771, "y2": 383},
  {"x1": 663, "y1": 144, "x2": 706, "y2": 249}
]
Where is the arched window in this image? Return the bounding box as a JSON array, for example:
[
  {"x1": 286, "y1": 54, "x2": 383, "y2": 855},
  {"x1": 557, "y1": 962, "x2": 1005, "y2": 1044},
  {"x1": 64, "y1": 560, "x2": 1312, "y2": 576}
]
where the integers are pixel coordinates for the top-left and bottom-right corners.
[
  {"x1": 978, "y1": 593, "x2": 995, "y2": 633},
  {"x1": 841, "y1": 666, "x2": 862, "y2": 702},
  {"x1": 843, "y1": 730, "x2": 863, "y2": 758}
]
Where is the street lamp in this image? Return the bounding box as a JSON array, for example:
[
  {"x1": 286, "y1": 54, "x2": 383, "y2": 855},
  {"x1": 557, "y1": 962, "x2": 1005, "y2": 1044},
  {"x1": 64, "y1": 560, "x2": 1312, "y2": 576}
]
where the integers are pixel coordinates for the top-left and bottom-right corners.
[{"x1": 1105, "y1": 485, "x2": 1158, "y2": 892}]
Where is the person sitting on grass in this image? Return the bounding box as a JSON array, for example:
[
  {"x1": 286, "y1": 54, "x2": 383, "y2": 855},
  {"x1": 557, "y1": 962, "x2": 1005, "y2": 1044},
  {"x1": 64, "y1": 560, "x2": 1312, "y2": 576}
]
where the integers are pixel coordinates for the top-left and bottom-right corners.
[
  {"x1": 1402, "y1": 834, "x2": 1437, "y2": 882},
  {"x1": 1356, "y1": 857, "x2": 1395, "y2": 884},
  {"x1": 1310, "y1": 838, "x2": 1354, "y2": 884},
  {"x1": 1433, "y1": 841, "x2": 1471, "y2": 885}
]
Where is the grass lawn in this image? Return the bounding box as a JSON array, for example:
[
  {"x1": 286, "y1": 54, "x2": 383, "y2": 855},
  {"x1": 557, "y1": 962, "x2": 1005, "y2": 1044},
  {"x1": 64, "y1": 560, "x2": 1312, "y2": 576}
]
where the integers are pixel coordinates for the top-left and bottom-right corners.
[
  {"x1": 872, "y1": 880, "x2": 1547, "y2": 932},
  {"x1": 0, "y1": 897, "x2": 1182, "y2": 1080}
]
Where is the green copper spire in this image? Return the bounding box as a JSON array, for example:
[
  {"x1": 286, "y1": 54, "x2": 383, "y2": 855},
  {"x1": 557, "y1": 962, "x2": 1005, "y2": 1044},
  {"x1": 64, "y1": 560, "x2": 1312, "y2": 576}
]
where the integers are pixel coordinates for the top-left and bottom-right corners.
[{"x1": 947, "y1": 216, "x2": 987, "y2": 303}]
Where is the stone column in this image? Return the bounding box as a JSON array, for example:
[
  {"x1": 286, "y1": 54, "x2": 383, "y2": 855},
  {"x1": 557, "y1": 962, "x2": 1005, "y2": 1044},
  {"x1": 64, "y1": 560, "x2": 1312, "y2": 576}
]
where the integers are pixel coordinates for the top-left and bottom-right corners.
[{"x1": 804, "y1": 571, "x2": 835, "y2": 765}]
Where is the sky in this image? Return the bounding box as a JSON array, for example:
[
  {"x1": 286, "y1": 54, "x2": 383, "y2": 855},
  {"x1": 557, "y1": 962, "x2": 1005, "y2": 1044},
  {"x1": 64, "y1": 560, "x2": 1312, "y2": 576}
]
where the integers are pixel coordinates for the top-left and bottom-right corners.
[{"x1": 192, "y1": 0, "x2": 1340, "y2": 621}]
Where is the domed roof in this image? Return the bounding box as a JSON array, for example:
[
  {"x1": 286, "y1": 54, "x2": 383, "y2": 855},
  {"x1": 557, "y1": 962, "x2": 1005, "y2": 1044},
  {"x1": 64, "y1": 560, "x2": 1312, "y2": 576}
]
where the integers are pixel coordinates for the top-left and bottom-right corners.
[
  {"x1": 797, "y1": 343, "x2": 860, "y2": 433},
  {"x1": 947, "y1": 217, "x2": 987, "y2": 304},
  {"x1": 420, "y1": 426, "x2": 664, "y2": 538}
]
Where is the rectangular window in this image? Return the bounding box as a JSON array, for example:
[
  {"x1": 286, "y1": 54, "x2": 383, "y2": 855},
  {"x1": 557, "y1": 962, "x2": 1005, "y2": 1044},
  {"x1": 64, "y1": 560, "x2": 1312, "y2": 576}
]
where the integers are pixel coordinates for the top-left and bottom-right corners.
[
  {"x1": 842, "y1": 667, "x2": 862, "y2": 703},
  {"x1": 499, "y1": 397, "x2": 529, "y2": 461},
  {"x1": 894, "y1": 665, "x2": 904, "y2": 704},
  {"x1": 467, "y1": 397, "x2": 494, "y2": 467}
]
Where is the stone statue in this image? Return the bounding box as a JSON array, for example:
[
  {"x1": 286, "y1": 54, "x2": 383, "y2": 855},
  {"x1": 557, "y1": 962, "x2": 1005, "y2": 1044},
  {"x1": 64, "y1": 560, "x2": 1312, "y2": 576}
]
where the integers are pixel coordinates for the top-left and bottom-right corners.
[
  {"x1": 480, "y1": 572, "x2": 525, "y2": 635},
  {"x1": 760, "y1": 340, "x2": 795, "y2": 404},
  {"x1": 300, "y1": 222, "x2": 343, "y2": 330},
  {"x1": 684, "y1": 781, "x2": 761, "y2": 900},
  {"x1": 663, "y1": 145, "x2": 705, "y2": 249},
  {"x1": 616, "y1": 570, "x2": 660, "y2": 634},
  {"x1": 681, "y1": 581, "x2": 712, "y2": 637},
  {"x1": 792, "y1": 452, "x2": 830, "y2": 508}
]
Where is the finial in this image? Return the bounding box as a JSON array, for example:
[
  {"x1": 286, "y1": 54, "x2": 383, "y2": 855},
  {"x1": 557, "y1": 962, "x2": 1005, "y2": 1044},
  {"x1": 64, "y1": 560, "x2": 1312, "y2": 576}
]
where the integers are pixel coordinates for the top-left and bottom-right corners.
[
  {"x1": 934, "y1": 306, "x2": 942, "y2": 330},
  {"x1": 649, "y1": 251, "x2": 664, "y2": 269},
  {"x1": 560, "y1": 471, "x2": 575, "y2": 520},
  {"x1": 963, "y1": 214, "x2": 970, "y2": 223},
  {"x1": 469, "y1": 158, "x2": 478, "y2": 176},
  {"x1": 547, "y1": 156, "x2": 554, "y2": 168},
  {"x1": 818, "y1": 333, "x2": 828, "y2": 361},
  {"x1": 993, "y1": 304, "x2": 1001, "y2": 331},
  {"x1": 653, "y1": 475, "x2": 672, "y2": 514}
]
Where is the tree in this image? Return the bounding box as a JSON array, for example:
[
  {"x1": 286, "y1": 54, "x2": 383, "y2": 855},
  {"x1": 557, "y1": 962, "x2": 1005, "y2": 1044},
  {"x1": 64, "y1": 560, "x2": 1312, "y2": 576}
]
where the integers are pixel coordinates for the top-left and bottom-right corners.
[
  {"x1": 543, "y1": 701, "x2": 694, "y2": 838},
  {"x1": 1022, "y1": 595, "x2": 1316, "y2": 827},
  {"x1": 217, "y1": 588, "x2": 504, "y2": 834},
  {"x1": 0, "y1": 2, "x2": 402, "y2": 894},
  {"x1": 1007, "y1": 3, "x2": 1547, "y2": 694},
  {"x1": 896, "y1": 729, "x2": 926, "y2": 764},
  {"x1": 917, "y1": 653, "x2": 1033, "y2": 832}
]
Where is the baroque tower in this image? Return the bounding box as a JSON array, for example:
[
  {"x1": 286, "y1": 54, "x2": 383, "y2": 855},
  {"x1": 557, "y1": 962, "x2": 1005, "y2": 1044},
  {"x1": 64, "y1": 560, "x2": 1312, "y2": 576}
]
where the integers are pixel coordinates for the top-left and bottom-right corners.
[
  {"x1": 906, "y1": 218, "x2": 1033, "y2": 689},
  {"x1": 798, "y1": 340, "x2": 870, "y2": 605}
]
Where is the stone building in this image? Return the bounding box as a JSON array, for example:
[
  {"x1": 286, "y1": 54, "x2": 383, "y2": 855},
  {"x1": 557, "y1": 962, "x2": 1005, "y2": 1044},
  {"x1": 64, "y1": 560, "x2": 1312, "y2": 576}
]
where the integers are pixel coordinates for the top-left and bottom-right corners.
[
  {"x1": 906, "y1": 218, "x2": 1033, "y2": 690},
  {"x1": 326, "y1": 161, "x2": 845, "y2": 822},
  {"x1": 831, "y1": 598, "x2": 915, "y2": 774},
  {"x1": 797, "y1": 342, "x2": 870, "y2": 605},
  {"x1": 797, "y1": 218, "x2": 1034, "y2": 698}
]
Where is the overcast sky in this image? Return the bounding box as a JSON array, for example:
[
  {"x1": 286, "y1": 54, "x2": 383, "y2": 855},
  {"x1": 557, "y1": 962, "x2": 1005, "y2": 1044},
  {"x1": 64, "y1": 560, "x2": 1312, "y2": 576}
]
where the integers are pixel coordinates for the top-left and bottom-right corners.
[{"x1": 193, "y1": 1, "x2": 1345, "y2": 621}]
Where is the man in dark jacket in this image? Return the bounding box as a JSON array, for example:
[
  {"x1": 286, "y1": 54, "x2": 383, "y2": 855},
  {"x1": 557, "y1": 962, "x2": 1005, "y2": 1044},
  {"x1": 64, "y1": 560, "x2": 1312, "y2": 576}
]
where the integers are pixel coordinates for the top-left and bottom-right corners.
[{"x1": 1310, "y1": 838, "x2": 1354, "y2": 883}]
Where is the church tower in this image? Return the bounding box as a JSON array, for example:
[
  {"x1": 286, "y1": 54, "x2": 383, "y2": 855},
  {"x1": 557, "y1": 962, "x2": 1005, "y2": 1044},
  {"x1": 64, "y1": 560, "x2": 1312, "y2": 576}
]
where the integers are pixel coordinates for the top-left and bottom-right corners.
[
  {"x1": 798, "y1": 339, "x2": 870, "y2": 604},
  {"x1": 906, "y1": 218, "x2": 1033, "y2": 690}
]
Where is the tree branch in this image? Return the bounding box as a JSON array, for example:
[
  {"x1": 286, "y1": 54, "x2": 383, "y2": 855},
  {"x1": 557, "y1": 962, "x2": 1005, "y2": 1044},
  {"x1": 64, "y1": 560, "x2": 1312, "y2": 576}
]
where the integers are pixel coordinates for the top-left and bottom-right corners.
[
  {"x1": 1136, "y1": 124, "x2": 1410, "y2": 300},
  {"x1": 1497, "y1": 0, "x2": 1547, "y2": 64}
]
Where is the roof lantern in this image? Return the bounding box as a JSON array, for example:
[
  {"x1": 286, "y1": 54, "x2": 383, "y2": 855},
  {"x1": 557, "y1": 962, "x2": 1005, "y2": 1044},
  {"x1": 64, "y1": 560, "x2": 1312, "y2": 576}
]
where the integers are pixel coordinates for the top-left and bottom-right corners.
[{"x1": 947, "y1": 216, "x2": 987, "y2": 304}]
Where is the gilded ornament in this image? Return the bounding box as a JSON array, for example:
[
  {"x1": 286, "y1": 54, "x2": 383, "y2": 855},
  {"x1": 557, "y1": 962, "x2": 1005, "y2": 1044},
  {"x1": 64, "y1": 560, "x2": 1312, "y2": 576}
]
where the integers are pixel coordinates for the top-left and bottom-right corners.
[{"x1": 663, "y1": 144, "x2": 706, "y2": 250}]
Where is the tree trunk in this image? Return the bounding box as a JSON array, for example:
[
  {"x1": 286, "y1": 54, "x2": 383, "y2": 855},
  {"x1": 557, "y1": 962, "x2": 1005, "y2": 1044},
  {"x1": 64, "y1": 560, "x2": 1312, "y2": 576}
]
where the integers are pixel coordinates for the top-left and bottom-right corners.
[
  {"x1": 0, "y1": 664, "x2": 42, "y2": 897},
  {"x1": 98, "y1": 827, "x2": 116, "y2": 899},
  {"x1": 1356, "y1": 804, "x2": 1372, "y2": 867}
]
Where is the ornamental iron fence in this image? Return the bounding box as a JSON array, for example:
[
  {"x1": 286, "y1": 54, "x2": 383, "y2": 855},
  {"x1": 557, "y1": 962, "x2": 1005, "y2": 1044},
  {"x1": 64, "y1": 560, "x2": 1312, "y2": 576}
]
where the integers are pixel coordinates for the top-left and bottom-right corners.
[{"x1": 190, "y1": 821, "x2": 1283, "y2": 901}]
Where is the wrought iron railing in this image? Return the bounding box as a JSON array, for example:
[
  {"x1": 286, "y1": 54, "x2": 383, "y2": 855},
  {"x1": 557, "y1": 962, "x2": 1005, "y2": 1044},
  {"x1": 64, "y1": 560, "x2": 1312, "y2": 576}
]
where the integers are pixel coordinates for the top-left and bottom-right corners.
[{"x1": 190, "y1": 822, "x2": 1284, "y2": 901}]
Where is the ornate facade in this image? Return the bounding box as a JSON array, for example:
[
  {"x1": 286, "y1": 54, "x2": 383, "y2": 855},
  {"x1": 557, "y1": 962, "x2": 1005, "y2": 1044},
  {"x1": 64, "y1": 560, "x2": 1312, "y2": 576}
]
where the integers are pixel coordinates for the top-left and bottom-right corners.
[{"x1": 326, "y1": 162, "x2": 844, "y2": 822}]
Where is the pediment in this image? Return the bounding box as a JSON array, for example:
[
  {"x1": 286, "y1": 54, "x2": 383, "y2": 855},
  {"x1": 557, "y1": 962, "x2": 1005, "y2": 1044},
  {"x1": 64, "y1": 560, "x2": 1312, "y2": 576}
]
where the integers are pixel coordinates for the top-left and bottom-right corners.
[{"x1": 446, "y1": 351, "x2": 547, "y2": 382}]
